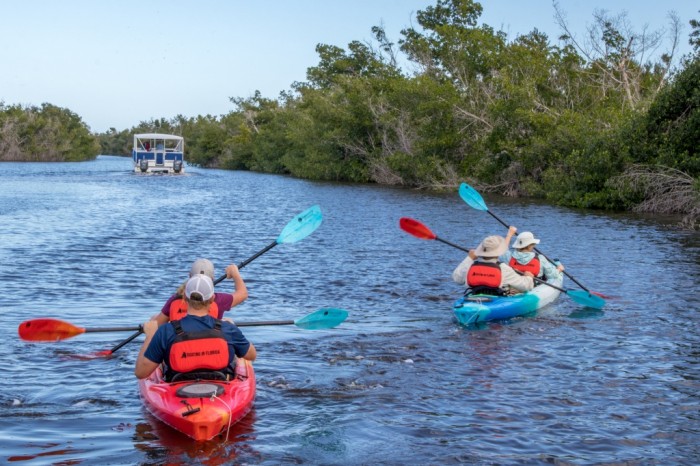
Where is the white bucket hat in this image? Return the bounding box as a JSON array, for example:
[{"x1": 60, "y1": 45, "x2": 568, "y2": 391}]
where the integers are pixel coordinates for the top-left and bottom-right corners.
[
  {"x1": 474, "y1": 235, "x2": 508, "y2": 258},
  {"x1": 512, "y1": 232, "x2": 540, "y2": 249}
]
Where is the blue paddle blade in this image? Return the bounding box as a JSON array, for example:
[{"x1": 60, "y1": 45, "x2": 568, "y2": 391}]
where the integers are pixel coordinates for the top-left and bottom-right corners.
[
  {"x1": 566, "y1": 290, "x2": 606, "y2": 309},
  {"x1": 459, "y1": 183, "x2": 489, "y2": 211},
  {"x1": 294, "y1": 308, "x2": 348, "y2": 329},
  {"x1": 276, "y1": 205, "x2": 323, "y2": 244}
]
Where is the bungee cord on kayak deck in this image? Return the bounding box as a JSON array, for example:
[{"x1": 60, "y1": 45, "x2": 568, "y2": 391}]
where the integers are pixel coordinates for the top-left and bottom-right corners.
[{"x1": 210, "y1": 395, "x2": 234, "y2": 442}]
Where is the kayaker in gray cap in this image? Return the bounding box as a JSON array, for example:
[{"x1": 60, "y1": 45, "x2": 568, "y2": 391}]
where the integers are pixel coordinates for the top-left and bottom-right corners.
[{"x1": 152, "y1": 258, "x2": 248, "y2": 326}]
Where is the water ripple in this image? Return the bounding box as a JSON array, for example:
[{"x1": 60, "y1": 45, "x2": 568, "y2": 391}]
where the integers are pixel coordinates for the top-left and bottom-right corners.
[{"x1": 0, "y1": 157, "x2": 698, "y2": 465}]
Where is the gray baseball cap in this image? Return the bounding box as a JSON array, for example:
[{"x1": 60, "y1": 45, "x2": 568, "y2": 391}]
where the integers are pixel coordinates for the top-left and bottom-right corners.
[{"x1": 189, "y1": 258, "x2": 215, "y2": 280}]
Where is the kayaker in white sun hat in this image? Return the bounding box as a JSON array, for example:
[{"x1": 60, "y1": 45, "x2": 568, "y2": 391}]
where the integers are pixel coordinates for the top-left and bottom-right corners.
[
  {"x1": 499, "y1": 231, "x2": 565, "y2": 282},
  {"x1": 452, "y1": 227, "x2": 535, "y2": 296}
]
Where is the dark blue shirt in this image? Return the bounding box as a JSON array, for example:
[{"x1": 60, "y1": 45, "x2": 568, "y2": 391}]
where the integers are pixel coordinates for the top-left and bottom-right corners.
[{"x1": 144, "y1": 314, "x2": 251, "y2": 367}]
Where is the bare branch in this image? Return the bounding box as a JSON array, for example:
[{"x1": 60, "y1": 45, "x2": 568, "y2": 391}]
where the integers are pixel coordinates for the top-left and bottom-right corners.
[{"x1": 610, "y1": 164, "x2": 700, "y2": 229}]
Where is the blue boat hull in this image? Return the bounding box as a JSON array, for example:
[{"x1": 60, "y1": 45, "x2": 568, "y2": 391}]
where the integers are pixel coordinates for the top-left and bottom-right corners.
[{"x1": 453, "y1": 278, "x2": 563, "y2": 325}]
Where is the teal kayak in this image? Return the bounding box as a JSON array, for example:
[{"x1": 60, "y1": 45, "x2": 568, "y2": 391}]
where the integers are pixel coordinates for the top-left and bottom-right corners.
[{"x1": 453, "y1": 277, "x2": 563, "y2": 325}]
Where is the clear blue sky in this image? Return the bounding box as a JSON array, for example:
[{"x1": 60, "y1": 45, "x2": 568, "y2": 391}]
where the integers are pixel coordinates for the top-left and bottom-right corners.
[{"x1": 1, "y1": 0, "x2": 696, "y2": 133}]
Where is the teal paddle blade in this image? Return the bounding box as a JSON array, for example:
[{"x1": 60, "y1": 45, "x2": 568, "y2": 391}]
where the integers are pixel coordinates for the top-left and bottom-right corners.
[
  {"x1": 459, "y1": 183, "x2": 488, "y2": 211},
  {"x1": 294, "y1": 308, "x2": 348, "y2": 330},
  {"x1": 566, "y1": 290, "x2": 606, "y2": 309},
  {"x1": 277, "y1": 205, "x2": 322, "y2": 244}
]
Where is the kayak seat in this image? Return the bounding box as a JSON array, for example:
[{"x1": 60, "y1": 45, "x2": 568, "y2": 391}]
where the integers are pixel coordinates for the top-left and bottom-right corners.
[
  {"x1": 176, "y1": 382, "x2": 225, "y2": 399},
  {"x1": 170, "y1": 371, "x2": 228, "y2": 383}
]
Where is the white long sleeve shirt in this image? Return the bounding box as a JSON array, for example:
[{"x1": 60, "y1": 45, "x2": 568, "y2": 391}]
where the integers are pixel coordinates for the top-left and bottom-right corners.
[{"x1": 452, "y1": 256, "x2": 535, "y2": 293}]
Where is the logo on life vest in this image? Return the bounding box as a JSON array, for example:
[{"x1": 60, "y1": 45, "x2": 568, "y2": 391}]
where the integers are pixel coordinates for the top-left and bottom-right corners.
[{"x1": 180, "y1": 350, "x2": 222, "y2": 359}]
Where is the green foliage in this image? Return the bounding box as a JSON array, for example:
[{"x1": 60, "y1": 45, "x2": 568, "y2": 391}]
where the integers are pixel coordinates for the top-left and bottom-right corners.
[
  {"x1": 182, "y1": 115, "x2": 228, "y2": 167},
  {"x1": 399, "y1": 0, "x2": 504, "y2": 81},
  {"x1": 16, "y1": 0, "x2": 696, "y2": 225},
  {"x1": 281, "y1": 83, "x2": 371, "y2": 181},
  {"x1": 630, "y1": 57, "x2": 700, "y2": 175},
  {"x1": 0, "y1": 103, "x2": 99, "y2": 161},
  {"x1": 97, "y1": 127, "x2": 130, "y2": 155}
]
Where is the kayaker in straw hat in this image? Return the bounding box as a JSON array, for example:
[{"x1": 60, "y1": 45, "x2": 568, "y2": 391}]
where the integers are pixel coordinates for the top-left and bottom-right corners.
[
  {"x1": 135, "y1": 274, "x2": 256, "y2": 382},
  {"x1": 500, "y1": 231, "x2": 565, "y2": 282},
  {"x1": 452, "y1": 228, "x2": 534, "y2": 296}
]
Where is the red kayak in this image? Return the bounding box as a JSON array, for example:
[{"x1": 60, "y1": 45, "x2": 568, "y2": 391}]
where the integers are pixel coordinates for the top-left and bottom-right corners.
[{"x1": 138, "y1": 359, "x2": 256, "y2": 441}]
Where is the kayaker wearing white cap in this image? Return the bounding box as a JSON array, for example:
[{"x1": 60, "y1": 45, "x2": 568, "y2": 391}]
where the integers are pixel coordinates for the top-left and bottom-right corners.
[
  {"x1": 500, "y1": 231, "x2": 565, "y2": 282},
  {"x1": 452, "y1": 228, "x2": 534, "y2": 296},
  {"x1": 135, "y1": 274, "x2": 256, "y2": 382}
]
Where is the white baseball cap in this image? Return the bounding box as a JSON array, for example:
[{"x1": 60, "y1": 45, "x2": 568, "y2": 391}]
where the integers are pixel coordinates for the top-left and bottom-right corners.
[{"x1": 185, "y1": 274, "x2": 215, "y2": 301}]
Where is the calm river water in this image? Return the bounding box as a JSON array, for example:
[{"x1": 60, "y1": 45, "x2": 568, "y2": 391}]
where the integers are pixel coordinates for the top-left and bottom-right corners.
[{"x1": 1, "y1": 156, "x2": 699, "y2": 465}]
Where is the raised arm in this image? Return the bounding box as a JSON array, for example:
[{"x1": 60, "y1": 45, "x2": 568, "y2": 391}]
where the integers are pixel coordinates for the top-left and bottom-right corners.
[{"x1": 225, "y1": 264, "x2": 248, "y2": 307}]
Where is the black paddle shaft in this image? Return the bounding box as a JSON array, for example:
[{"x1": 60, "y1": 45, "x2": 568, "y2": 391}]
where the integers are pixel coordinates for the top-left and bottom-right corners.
[
  {"x1": 214, "y1": 240, "x2": 277, "y2": 285},
  {"x1": 107, "y1": 327, "x2": 144, "y2": 354},
  {"x1": 437, "y1": 237, "x2": 471, "y2": 254}
]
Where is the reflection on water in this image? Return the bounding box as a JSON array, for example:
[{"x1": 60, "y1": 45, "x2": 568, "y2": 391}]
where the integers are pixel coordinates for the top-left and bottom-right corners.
[
  {"x1": 132, "y1": 410, "x2": 259, "y2": 464},
  {"x1": 0, "y1": 156, "x2": 698, "y2": 464}
]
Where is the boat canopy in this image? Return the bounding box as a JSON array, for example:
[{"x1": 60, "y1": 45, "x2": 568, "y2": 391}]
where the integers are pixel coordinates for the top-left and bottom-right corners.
[
  {"x1": 133, "y1": 133, "x2": 184, "y2": 152},
  {"x1": 134, "y1": 133, "x2": 184, "y2": 141}
]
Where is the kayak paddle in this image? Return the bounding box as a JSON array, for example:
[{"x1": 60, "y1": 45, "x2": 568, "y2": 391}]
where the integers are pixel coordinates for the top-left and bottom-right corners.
[
  {"x1": 213, "y1": 204, "x2": 323, "y2": 285},
  {"x1": 237, "y1": 307, "x2": 348, "y2": 330},
  {"x1": 18, "y1": 308, "x2": 348, "y2": 343},
  {"x1": 103, "y1": 205, "x2": 323, "y2": 356},
  {"x1": 399, "y1": 217, "x2": 471, "y2": 253},
  {"x1": 18, "y1": 319, "x2": 142, "y2": 342},
  {"x1": 530, "y1": 277, "x2": 605, "y2": 309},
  {"x1": 399, "y1": 217, "x2": 606, "y2": 309},
  {"x1": 458, "y1": 182, "x2": 611, "y2": 301}
]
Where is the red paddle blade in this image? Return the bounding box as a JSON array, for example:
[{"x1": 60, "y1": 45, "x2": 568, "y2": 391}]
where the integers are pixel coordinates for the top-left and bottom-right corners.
[
  {"x1": 399, "y1": 217, "x2": 437, "y2": 240},
  {"x1": 18, "y1": 318, "x2": 86, "y2": 342}
]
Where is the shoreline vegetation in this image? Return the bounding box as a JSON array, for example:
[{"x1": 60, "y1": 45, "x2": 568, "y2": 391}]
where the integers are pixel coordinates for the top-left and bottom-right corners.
[{"x1": 1, "y1": 0, "x2": 698, "y2": 229}]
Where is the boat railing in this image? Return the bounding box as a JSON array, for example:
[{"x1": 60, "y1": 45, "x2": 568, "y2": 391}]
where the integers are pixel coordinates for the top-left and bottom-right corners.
[{"x1": 132, "y1": 151, "x2": 183, "y2": 162}]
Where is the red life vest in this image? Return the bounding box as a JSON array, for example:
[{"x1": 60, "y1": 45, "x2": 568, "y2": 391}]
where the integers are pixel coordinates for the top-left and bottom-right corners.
[
  {"x1": 167, "y1": 319, "x2": 230, "y2": 378},
  {"x1": 169, "y1": 298, "x2": 219, "y2": 321},
  {"x1": 467, "y1": 261, "x2": 502, "y2": 289},
  {"x1": 509, "y1": 256, "x2": 541, "y2": 277}
]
